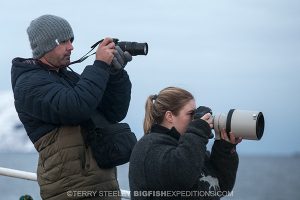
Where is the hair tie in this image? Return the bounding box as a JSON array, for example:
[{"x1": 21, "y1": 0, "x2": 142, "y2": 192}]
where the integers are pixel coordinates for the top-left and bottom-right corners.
[{"x1": 152, "y1": 94, "x2": 158, "y2": 101}]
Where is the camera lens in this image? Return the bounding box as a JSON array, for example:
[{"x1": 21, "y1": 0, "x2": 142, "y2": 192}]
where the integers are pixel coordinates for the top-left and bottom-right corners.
[
  {"x1": 213, "y1": 109, "x2": 265, "y2": 140},
  {"x1": 256, "y1": 112, "x2": 264, "y2": 140},
  {"x1": 117, "y1": 42, "x2": 148, "y2": 56},
  {"x1": 143, "y1": 43, "x2": 148, "y2": 55}
]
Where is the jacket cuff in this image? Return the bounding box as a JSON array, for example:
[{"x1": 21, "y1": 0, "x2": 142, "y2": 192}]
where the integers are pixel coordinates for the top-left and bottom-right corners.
[
  {"x1": 186, "y1": 119, "x2": 211, "y2": 139},
  {"x1": 213, "y1": 140, "x2": 237, "y2": 155},
  {"x1": 109, "y1": 69, "x2": 125, "y2": 81},
  {"x1": 93, "y1": 60, "x2": 110, "y2": 72}
]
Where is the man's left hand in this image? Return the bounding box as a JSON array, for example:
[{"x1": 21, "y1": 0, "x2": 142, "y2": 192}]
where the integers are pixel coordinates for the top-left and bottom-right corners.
[{"x1": 111, "y1": 46, "x2": 132, "y2": 71}]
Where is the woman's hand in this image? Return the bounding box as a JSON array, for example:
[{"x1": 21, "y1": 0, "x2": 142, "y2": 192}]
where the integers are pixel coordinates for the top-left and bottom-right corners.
[
  {"x1": 200, "y1": 113, "x2": 213, "y2": 129},
  {"x1": 220, "y1": 128, "x2": 242, "y2": 144}
]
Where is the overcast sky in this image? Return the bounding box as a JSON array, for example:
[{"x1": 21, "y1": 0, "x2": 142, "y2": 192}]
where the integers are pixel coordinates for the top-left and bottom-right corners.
[{"x1": 1, "y1": 0, "x2": 300, "y2": 155}]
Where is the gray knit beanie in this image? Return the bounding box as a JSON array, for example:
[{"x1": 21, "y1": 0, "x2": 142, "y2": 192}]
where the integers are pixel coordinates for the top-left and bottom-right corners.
[{"x1": 27, "y1": 14, "x2": 74, "y2": 59}]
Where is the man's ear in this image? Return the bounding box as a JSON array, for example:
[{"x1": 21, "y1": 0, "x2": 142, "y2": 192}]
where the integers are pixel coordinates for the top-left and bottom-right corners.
[{"x1": 164, "y1": 111, "x2": 173, "y2": 123}]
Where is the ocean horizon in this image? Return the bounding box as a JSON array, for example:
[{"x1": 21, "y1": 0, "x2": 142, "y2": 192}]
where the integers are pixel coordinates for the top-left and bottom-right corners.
[{"x1": 0, "y1": 153, "x2": 299, "y2": 200}]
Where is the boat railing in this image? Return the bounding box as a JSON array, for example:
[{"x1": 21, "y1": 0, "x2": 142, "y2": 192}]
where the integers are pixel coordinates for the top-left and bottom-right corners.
[{"x1": 0, "y1": 166, "x2": 131, "y2": 199}]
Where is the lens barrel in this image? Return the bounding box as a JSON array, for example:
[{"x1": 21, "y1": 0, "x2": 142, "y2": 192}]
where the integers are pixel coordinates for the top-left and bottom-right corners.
[
  {"x1": 213, "y1": 109, "x2": 265, "y2": 140},
  {"x1": 117, "y1": 41, "x2": 148, "y2": 56}
]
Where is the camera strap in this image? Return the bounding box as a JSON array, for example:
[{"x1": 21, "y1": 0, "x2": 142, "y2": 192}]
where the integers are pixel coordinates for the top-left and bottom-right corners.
[
  {"x1": 68, "y1": 43, "x2": 97, "y2": 65},
  {"x1": 69, "y1": 38, "x2": 119, "y2": 66}
]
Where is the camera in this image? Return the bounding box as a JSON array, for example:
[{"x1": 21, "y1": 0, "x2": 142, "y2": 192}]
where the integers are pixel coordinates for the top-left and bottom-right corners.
[
  {"x1": 194, "y1": 106, "x2": 265, "y2": 140},
  {"x1": 113, "y1": 38, "x2": 148, "y2": 56},
  {"x1": 69, "y1": 38, "x2": 148, "y2": 66}
]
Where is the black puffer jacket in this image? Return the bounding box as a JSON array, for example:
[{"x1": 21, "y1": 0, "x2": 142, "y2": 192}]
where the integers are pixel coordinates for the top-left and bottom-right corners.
[
  {"x1": 129, "y1": 120, "x2": 239, "y2": 200},
  {"x1": 11, "y1": 58, "x2": 131, "y2": 143}
]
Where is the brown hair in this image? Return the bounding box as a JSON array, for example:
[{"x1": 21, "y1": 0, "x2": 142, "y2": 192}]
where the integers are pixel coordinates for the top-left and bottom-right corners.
[{"x1": 143, "y1": 87, "x2": 194, "y2": 134}]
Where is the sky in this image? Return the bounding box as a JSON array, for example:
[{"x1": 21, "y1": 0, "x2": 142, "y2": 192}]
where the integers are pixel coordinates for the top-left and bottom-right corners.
[{"x1": 1, "y1": 0, "x2": 300, "y2": 155}]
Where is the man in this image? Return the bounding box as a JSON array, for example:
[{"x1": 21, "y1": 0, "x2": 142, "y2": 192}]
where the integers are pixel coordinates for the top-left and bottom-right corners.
[{"x1": 11, "y1": 14, "x2": 132, "y2": 200}]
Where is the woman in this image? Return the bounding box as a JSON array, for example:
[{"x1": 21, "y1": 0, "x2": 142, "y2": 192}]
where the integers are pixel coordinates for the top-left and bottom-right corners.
[{"x1": 129, "y1": 87, "x2": 242, "y2": 200}]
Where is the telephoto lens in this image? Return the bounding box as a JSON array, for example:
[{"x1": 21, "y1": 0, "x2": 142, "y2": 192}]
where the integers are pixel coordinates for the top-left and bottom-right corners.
[
  {"x1": 117, "y1": 41, "x2": 148, "y2": 56},
  {"x1": 213, "y1": 109, "x2": 265, "y2": 140},
  {"x1": 194, "y1": 107, "x2": 265, "y2": 141}
]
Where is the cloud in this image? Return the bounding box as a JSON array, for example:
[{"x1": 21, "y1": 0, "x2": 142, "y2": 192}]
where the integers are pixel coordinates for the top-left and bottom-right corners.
[{"x1": 0, "y1": 91, "x2": 35, "y2": 153}]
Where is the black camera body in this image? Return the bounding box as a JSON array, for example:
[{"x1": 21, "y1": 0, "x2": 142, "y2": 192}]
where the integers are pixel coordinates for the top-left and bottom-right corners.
[{"x1": 113, "y1": 38, "x2": 148, "y2": 56}]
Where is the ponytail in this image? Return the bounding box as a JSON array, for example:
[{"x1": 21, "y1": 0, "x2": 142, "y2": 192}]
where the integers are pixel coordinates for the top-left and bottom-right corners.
[{"x1": 143, "y1": 95, "x2": 157, "y2": 134}]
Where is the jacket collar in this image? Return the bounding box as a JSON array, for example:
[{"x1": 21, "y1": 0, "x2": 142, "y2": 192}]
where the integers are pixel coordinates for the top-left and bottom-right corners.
[{"x1": 150, "y1": 124, "x2": 181, "y2": 141}]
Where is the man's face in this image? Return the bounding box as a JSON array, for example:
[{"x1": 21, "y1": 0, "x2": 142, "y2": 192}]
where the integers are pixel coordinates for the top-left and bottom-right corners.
[{"x1": 42, "y1": 39, "x2": 74, "y2": 68}]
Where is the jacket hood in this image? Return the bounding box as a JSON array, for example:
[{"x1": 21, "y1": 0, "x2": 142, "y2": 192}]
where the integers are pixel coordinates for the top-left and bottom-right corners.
[{"x1": 11, "y1": 57, "x2": 42, "y2": 90}]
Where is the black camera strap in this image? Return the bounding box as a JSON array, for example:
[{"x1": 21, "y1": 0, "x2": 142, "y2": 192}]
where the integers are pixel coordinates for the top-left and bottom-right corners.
[
  {"x1": 68, "y1": 43, "x2": 97, "y2": 65},
  {"x1": 69, "y1": 38, "x2": 119, "y2": 66}
]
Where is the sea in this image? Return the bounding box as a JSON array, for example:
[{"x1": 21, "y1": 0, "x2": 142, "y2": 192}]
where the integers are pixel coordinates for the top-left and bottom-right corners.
[{"x1": 0, "y1": 153, "x2": 299, "y2": 200}]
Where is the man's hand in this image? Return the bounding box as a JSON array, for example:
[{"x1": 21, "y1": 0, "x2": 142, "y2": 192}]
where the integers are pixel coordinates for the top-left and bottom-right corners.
[
  {"x1": 111, "y1": 46, "x2": 132, "y2": 71},
  {"x1": 96, "y1": 37, "x2": 115, "y2": 65}
]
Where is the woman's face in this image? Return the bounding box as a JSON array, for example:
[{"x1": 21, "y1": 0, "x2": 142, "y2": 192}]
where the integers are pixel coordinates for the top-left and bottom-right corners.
[{"x1": 172, "y1": 99, "x2": 196, "y2": 135}]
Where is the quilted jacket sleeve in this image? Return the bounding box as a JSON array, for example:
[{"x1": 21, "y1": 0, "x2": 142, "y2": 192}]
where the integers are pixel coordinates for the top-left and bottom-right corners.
[
  {"x1": 13, "y1": 60, "x2": 111, "y2": 125},
  {"x1": 98, "y1": 69, "x2": 132, "y2": 123}
]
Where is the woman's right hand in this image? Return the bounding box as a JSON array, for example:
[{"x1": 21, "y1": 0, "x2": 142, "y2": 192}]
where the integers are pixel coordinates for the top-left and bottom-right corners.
[
  {"x1": 96, "y1": 37, "x2": 116, "y2": 65},
  {"x1": 221, "y1": 129, "x2": 243, "y2": 145},
  {"x1": 201, "y1": 113, "x2": 213, "y2": 129}
]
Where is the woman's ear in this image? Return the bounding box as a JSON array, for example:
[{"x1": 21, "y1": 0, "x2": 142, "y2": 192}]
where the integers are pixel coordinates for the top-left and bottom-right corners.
[{"x1": 165, "y1": 111, "x2": 173, "y2": 123}]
